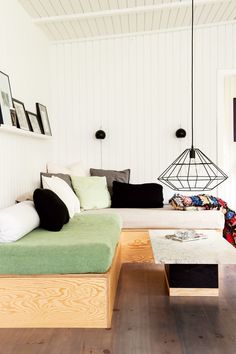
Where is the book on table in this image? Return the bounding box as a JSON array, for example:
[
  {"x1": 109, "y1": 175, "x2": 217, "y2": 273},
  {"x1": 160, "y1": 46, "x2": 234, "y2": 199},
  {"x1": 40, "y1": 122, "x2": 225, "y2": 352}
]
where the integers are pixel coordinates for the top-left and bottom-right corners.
[{"x1": 165, "y1": 230, "x2": 208, "y2": 242}]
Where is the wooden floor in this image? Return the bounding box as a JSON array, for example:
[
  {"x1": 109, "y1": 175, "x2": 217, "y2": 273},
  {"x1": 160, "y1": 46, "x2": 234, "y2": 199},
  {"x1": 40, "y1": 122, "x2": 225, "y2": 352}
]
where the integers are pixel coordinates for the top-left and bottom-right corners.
[{"x1": 1, "y1": 263, "x2": 236, "y2": 354}]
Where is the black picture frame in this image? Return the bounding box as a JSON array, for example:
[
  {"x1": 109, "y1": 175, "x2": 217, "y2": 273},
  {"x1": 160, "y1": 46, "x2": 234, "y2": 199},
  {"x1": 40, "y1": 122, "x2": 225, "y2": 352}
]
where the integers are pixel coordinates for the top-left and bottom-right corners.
[
  {"x1": 36, "y1": 103, "x2": 52, "y2": 136},
  {"x1": 234, "y1": 98, "x2": 236, "y2": 142},
  {"x1": 13, "y1": 99, "x2": 31, "y2": 131},
  {"x1": 27, "y1": 111, "x2": 42, "y2": 134},
  {"x1": 10, "y1": 109, "x2": 17, "y2": 127},
  {"x1": 0, "y1": 71, "x2": 14, "y2": 126}
]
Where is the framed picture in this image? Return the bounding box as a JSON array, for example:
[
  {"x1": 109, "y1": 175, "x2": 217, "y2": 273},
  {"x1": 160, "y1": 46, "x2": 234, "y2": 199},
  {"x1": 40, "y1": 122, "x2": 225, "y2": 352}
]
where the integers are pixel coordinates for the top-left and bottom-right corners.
[
  {"x1": 13, "y1": 99, "x2": 31, "y2": 131},
  {"x1": 10, "y1": 109, "x2": 17, "y2": 127},
  {"x1": 0, "y1": 71, "x2": 14, "y2": 126},
  {"x1": 36, "y1": 103, "x2": 52, "y2": 136},
  {"x1": 234, "y1": 98, "x2": 236, "y2": 142},
  {"x1": 27, "y1": 111, "x2": 42, "y2": 134}
]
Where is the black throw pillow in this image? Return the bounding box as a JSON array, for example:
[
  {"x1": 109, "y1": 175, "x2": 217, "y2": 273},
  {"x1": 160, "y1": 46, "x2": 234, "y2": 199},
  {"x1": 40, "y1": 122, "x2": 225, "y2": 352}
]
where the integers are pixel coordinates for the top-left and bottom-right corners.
[
  {"x1": 111, "y1": 181, "x2": 163, "y2": 208},
  {"x1": 33, "y1": 189, "x2": 69, "y2": 231}
]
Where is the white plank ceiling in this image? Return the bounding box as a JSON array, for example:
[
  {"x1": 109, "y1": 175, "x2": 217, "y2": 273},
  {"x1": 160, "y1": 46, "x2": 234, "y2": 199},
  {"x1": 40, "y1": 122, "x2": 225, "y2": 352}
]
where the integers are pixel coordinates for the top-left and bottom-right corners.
[{"x1": 18, "y1": 0, "x2": 236, "y2": 41}]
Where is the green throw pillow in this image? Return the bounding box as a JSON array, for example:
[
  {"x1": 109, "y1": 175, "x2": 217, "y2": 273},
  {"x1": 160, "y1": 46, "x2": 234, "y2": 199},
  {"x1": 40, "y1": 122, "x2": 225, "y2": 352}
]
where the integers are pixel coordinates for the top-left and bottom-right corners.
[{"x1": 71, "y1": 176, "x2": 111, "y2": 210}]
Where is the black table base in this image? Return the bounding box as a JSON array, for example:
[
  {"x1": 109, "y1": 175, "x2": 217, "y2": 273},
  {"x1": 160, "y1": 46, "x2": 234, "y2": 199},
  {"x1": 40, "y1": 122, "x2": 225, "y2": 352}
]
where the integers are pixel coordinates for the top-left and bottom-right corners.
[{"x1": 164, "y1": 264, "x2": 219, "y2": 296}]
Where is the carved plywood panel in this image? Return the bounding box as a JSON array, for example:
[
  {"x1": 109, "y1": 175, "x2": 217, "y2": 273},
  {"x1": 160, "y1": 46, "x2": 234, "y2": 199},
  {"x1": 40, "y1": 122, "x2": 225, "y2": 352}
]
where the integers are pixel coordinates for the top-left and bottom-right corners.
[{"x1": 120, "y1": 231, "x2": 154, "y2": 264}]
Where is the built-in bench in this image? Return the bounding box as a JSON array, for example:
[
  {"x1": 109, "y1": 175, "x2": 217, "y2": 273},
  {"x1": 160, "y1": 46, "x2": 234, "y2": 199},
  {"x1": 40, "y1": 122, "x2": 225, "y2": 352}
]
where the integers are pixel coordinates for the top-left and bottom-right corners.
[{"x1": 0, "y1": 207, "x2": 225, "y2": 328}]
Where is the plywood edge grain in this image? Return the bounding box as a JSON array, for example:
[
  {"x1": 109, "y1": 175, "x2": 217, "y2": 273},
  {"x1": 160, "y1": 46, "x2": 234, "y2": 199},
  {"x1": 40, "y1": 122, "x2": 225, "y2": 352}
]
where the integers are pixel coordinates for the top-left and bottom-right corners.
[
  {"x1": 107, "y1": 244, "x2": 121, "y2": 327},
  {"x1": 168, "y1": 288, "x2": 219, "y2": 297},
  {"x1": 164, "y1": 269, "x2": 219, "y2": 297},
  {"x1": 0, "y1": 272, "x2": 108, "y2": 279}
]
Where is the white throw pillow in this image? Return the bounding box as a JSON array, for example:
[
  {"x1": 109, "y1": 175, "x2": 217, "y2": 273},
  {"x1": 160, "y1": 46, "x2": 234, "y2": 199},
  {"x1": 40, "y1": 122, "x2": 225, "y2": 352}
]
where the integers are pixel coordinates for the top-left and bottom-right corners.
[
  {"x1": 68, "y1": 161, "x2": 87, "y2": 177},
  {"x1": 47, "y1": 162, "x2": 70, "y2": 175},
  {"x1": 42, "y1": 176, "x2": 80, "y2": 218},
  {"x1": 0, "y1": 201, "x2": 40, "y2": 243},
  {"x1": 47, "y1": 161, "x2": 88, "y2": 177}
]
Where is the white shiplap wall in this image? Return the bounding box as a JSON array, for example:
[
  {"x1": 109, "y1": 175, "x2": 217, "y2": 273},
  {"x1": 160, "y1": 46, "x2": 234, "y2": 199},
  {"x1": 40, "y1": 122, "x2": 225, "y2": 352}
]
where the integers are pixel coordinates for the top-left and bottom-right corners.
[
  {"x1": 0, "y1": 0, "x2": 51, "y2": 208},
  {"x1": 217, "y1": 75, "x2": 236, "y2": 209},
  {"x1": 51, "y1": 23, "x2": 236, "y2": 202},
  {"x1": 0, "y1": 132, "x2": 53, "y2": 208}
]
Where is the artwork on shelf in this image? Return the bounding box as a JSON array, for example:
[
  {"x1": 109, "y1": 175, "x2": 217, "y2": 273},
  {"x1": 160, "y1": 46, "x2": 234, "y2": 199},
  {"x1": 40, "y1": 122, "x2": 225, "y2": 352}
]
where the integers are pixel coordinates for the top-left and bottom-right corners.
[
  {"x1": 0, "y1": 71, "x2": 14, "y2": 126},
  {"x1": 13, "y1": 99, "x2": 31, "y2": 131},
  {"x1": 10, "y1": 109, "x2": 17, "y2": 127},
  {"x1": 36, "y1": 103, "x2": 52, "y2": 136},
  {"x1": 27, "y1": 111, "x2": 42, "y2": 134},
  {"x1": 234, "y1": 98, "x2": 236, "y2": 142}
]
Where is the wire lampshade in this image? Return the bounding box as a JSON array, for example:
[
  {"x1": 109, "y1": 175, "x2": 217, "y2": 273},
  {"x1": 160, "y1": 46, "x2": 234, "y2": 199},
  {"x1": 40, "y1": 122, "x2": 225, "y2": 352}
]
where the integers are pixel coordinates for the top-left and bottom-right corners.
[
  {"x1": 158, "y1": 148, "x2": 228, "y2": 191},
  {"x1": 158, "y1": 0, "x2": 228, "y2": 191}
]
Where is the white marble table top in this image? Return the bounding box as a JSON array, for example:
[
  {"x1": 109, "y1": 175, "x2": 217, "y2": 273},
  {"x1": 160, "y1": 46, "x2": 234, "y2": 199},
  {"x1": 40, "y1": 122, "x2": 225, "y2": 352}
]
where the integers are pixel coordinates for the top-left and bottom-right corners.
[{"x1": 149, "y1": 230, "x2": 236, "y2": 265}]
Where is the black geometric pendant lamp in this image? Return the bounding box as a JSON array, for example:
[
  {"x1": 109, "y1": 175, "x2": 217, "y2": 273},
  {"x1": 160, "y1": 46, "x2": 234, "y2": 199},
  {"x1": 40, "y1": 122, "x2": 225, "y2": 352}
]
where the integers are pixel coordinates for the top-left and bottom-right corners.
[{"x1": 158, "y1": 0, "x2": 228, "y2": 192}]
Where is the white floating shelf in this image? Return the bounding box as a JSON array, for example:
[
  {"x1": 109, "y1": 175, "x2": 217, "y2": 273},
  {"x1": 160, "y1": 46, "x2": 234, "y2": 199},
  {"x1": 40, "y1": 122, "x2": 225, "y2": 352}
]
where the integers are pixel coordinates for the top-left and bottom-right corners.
[{"x1": 0, "y1": 125, "x2": 52, "y2": 139}]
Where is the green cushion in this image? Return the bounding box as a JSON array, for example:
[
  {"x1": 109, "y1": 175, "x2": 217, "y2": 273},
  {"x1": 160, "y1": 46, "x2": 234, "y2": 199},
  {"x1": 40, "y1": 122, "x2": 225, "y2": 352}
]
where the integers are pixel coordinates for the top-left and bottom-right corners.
[
  {"x1": 71, "y1": 176, "x2": 111, "y2": 210},
  {"x1": 0, "y1": 214, "x2": 121, "y2": 274}
]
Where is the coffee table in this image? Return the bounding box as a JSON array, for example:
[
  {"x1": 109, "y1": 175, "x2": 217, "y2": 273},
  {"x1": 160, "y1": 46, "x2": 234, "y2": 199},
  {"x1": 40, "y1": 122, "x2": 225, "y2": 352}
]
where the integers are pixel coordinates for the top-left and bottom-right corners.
[{"x1": 149, "y1": 230, "x2": 236, "y2": 296}]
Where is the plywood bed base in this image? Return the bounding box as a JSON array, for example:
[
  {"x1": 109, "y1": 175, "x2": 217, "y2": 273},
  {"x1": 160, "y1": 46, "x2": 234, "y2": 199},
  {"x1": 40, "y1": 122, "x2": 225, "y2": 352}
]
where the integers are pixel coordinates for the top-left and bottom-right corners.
[
  {"x1": 0, "y1": 229, "x2": 222, "y2": 328},
  {"x1": 0, "y1": 244, "x2": 121, "y2": 328}
]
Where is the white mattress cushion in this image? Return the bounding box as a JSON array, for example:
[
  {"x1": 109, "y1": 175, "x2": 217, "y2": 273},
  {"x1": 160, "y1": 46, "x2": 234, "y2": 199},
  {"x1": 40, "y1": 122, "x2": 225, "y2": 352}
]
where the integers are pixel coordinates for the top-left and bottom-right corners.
[{"x1": 81, "y1": 205, "x2": 224, "y2": 230}]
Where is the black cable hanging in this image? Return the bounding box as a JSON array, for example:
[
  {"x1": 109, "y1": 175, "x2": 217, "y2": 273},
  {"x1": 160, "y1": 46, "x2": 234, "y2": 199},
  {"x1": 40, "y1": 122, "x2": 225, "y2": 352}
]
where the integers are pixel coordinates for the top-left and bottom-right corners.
[{"x1": 158, "y1": 0, "x2": 228, "y2": 191}]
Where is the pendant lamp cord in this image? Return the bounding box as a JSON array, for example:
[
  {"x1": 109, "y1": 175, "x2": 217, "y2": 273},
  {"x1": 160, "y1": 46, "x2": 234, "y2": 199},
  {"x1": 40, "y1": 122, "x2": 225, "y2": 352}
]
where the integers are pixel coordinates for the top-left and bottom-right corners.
[
  {"x1": 100, "y1": 139, "x2": 103, "y2": 169},
  {"x1": 191, "y1": 0, "x2": 194, "y2": 149}
]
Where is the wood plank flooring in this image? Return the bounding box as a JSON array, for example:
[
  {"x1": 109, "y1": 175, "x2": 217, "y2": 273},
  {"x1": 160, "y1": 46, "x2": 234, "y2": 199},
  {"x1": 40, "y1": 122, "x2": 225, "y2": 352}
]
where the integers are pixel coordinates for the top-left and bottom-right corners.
[{"x1": 0, "y1": 263, "x2": 236, "y2": 354}]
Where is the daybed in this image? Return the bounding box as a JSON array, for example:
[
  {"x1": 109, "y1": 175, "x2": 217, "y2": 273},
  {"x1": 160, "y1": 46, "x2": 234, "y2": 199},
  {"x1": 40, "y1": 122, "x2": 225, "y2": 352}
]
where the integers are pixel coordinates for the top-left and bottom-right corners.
[{"x1": 0, "y1": 207, "x2": 224, "y2": 328}]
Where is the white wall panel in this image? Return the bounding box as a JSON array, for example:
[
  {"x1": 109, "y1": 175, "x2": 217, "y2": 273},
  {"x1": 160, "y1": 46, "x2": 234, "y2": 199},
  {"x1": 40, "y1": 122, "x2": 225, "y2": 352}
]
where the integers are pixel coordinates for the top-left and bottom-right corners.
[
  {"x1": 217, "y1": 73, "x2": 236, "y2": 209},
  {"x1": 0, "y1": 132, "x2": 53, "y2": 209},
  {"x1": 0, "y1": 0, "x2": 51, "y2": 208},
  {"x1": 50, "y1": 23, "x2": 236, "y2": 202},
  {"x1": 223, "y1": 76, "x2": 236, "y2": 209}
]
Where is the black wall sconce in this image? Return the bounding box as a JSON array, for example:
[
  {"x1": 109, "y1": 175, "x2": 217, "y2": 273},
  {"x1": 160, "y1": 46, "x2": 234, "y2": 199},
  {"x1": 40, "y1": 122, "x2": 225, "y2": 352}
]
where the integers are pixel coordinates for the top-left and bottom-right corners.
[
  {"x1": 95, "y1": 130, "x2": 106, "y2": 140},
  {"x1": 175, "y1": 128, "x2": 186, "y2": 138},
  {"x1": 95, "y1": 129, "x2": 106, "y2": 169}
]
